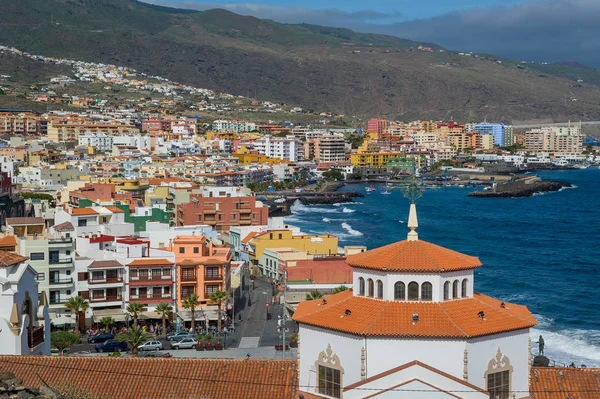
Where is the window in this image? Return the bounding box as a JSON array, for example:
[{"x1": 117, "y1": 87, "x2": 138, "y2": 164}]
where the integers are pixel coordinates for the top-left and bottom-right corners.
[
  {"x1": 421, "y1": 282, "x2": 433, "y2": 301},
  {"x1": 164, "y1": 286, "x2": 170, "y2": 294},
  {"x1": 394, "y1": 282, "x2": 405, "y2": 300},
  {"x1": 181, "y1": 286, "x2": 195, "y2": 298},
  {"x1": 130, "y1": 287, "x2": 136, "y2": 296},
  {"x1": 138, "y1": 269, "x2": 148, "y2": 277},
  {"x1": 179, "y1": 247, "x2": 185, "y2": 254},
  {"x1": 318, "y1": 366, "x2": 341, "y2": 398},
  {"x1": 198, "y1": 215, "x2": 202, "y2": 221},
  {"x1": 92, "y1": 289, "x2": 104, "y2": 299},
  {"x1": 78, "y1": 219, "x2": 87, "y2": 227},
  {"x1": 66, "y1": 270, "x2": 71, "y2": 276},
  {"x1": 181, "y1": 268, "x2": 195, "y2": 280},
  {"x1": 218, "y1": 214, "x2": 222, "y2": 221},
  {"x1": 252, "y1": 213, "x2": 256, "y2": 220},
  {"x1": 407, "y1": 282, "x2": 419, "y2": 300},
  {"x1": 206, "y1": 267, "x2": 219, "y2": 279},
  {"x1": 91, "y1": 271, "x2": 104, "y2": 280},
  {"x1": 235, "y1": 203, "x2": 239, "y2": 209},
  {"x1": 376, "y1": 280, "x2": 383, "y2": 299},
  {"x1": 30, "y1": 252, "x2": 45, "y2": 261},
  {"x1": 206, "y1": 285, "x2": 219, "y2": 295},
  {"x1": 232, "y1": 214, "x2": 237, "y2": 221},
  {"x1": 66, "y1": 250, "x2": 71, "y2": 256},
  {"x1": 152, "y1": 269, "x2": 161, "y2": 277},
  {"x1": 36, "y1": 273, "x2": 45, "y2": 281},
  {"x1": 278, "y1": 233, "x2": 282, "y2": 239},
  {"x1": 358, "y1": 277, "x2": 365, "y2": 296},
  {"x1": 162, "y1": 268, "x2": 171, "y2": 276},
  {"x1": 193, "y1": 247, "x2": 199, "y2": 254},
  {"x1": 462, "y1": 279, "x2": 468, "y2": 297},
  {"x1": 367, "y1": 279, "x2": 374, "y2": 297},
  {"x1": 130, "y1": 269, "x2": 138, "y2": 277},
  {"x1": 444, "y1": 281, "x2": 450, "y2": 300},
  {"x1": 66, "y1": 290, "x2": 71, "y2": 295},
  {"x1": 488, "y1": 371, "x2": 510, "y2": 399},
  {"x1": 453, "y1": 280, "x2": 460, "y2": 299}
]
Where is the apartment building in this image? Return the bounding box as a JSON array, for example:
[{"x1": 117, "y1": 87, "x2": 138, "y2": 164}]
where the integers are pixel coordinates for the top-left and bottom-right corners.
[
  {"x1": 8, "y1": 218, "x2": 76, "y2": 320},
  {"x1": 46, "y1": 123, "x2": 139, "y2": 143},
  {"x1": 54, "y1": 206, "x2": 135, "y2": 237},
  {"x1": 253, "y1": 135, "x2": 301, "y2": 162},
  {"x1": 525, "y1": 126, "x2": 583, "y2": 154},
  {"x1": 212, "y1": 120, "x2": 257, "y2": 133},
  {"x1": 304, "y1": 133, "x2": 346, "y2": 162}
]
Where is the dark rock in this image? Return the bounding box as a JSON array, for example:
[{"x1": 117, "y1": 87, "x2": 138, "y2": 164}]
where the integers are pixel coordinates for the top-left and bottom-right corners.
[{"x1": 468, "y1": 180, "x2": 571, "y2": 198}]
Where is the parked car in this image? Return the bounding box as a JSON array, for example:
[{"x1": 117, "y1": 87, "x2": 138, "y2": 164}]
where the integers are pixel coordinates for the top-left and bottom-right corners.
[
  {"x1": 50, "y1": 348, "x2": 68, "y2": 356},
  {"x1": 88, "y1": 333, "x2": 114, "y2": 343},
  {"x1": 95, "y1": 339, "x2": 128, "y2": 353},
  {"x1": 137, "y1": 341, "x2": 163, "y2": 351},
  {"x1": 170, "y1": 338, "x2": 198, "y2": 350},
  {"x1": 141, "y1": 351, "x2": 172, "y2": 358},
  {"x1": 166, "y1": 332, "x2": 194, "y2": 341}
]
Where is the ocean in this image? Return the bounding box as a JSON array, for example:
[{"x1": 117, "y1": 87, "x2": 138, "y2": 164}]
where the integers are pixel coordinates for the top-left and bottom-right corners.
[{"x1": 284, "y1": 169, "x2": 600, "y2": 367}]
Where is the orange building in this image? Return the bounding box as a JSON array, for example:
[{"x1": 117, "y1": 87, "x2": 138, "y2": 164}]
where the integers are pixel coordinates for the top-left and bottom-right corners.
[{"x1": 173, "y1": 235, "x2": 232, "y2": 307}]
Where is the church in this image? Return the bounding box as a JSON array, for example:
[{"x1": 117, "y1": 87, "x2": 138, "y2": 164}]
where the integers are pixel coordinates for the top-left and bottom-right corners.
[{"x1": 294, "y1": 203, "x2": 537, "y2": 399}]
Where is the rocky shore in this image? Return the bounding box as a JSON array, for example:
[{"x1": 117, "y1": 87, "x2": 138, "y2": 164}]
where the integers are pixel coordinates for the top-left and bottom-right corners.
[
  {"x1": 468, "y1": 180, "x2": 572, "y2": 198},
  {"x1": 0, "y1": 371, "x2": 65, "y2": 399},
  {"x1": 297, "y1": 192, "x2": 363, "y2": 205}
]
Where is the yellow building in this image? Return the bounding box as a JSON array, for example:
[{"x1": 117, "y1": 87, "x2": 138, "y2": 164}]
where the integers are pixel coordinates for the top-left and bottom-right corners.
[
  {"x1": 206, "y1": 131, "x2": 236, "y2": 140},
  {"x1": 145, "y1": 185, "x2": 170, "y2": 204},
  {"x1": 248, "y1": 230, "x2": 338, "y2": 262},
  {"x1": 350, "y1": 151, "x2": 404, "y2": 168},
  {"x1": 233, "y1": 153, "x2": 281, "y2": 165}
]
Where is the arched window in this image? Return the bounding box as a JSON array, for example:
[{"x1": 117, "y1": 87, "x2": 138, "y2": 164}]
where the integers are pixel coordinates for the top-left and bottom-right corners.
[
  {"x1": 462, "y1": 279, "x2": 468, "y2": 298},
  {"x1": 444, "y1": 281, "x2": 450, "y2": 300},
  {"x1": 358, "y1": 277, "x2": 365, "y2": 296},
  {"x1": 367, "y1": 279, "x2": 374, "y2": 297},
  {"x1": 376, "y1": 280, "x2": 383, "y2": 299},
  {"x1": 453, "y1": 280, "x2": 460, "y2": 299},
  {"x1": 421, "y1": 282, "x2": 433, "y2": 301},
  {"x1": 407, "y1": 282, "x2": 419, "y2": 300},
  {"x1": 394, "y1": 282, "x2": 405, "y2": 301}
]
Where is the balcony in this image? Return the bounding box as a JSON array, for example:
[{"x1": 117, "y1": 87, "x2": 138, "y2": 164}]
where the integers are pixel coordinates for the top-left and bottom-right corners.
[
  {"x1": 130, "y1": 275, "x2": 172, "y2": 282},
  {"x1": 204, "y1": 274, "x2": 222, "y2": 282},
  {"x1": 48, "y1": 237, "x2": 73, "y2": 245},
  {"x1": 239, "y1": 208, "x2": 252, "y2": 214},
  {"x1": 49, "y1": 297, "x2": 69, "y2": 305},
  {"x1": 90, "y1": 295, "x2": 123, "y2": 303},
  {"x1": 28, "y1": 326, "x2": 44, "y2": 348},
  {"x1": 49, "y1": 278, "x2": 73, "y2": 285},
  {"x1": 130, "y1": 293, "x2": 172, "y2": 300},
  {"x1": 89, "y1": 277, "x2": 123, "y2": 284},
  {"x1": 181, "y1": 274, "x2": 196, "y2": 282},
  {"x1": 49, "y1": 257, "x2": 73, "y2": 265}
]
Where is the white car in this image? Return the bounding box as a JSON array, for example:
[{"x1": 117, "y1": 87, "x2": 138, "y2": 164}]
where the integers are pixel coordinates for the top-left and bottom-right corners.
[
  {"x1": 170, "y1": 338, "x2": 198, "y2": 350},
  {"x1": 138, "y1": 341, "x2": 163, "y2": 351}
]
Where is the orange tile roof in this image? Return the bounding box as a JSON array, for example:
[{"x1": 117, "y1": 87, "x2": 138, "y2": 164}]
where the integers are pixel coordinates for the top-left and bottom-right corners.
[
  {"x1": 0, "y1": 252, "x2": 28, "y2": 267},
  {"x1": 242, "y1": 231, "x2": 263, "y2": 243},
  {"x1": 530, "y1": 367, "x2": 600, "y2": 399},
  {"x1": 70, "y1": 207, "x2": 99, "y2": 216},
  {"x1": 346, "y1": 240, "x2": 482, "y2": 273},
  {"x1": 293, "y1": 290, "x2": 536, "y2": 338},
  {"x1": 0, "y1": 235, "x2": 17, "y2": 247},
  {"x1": 178, "y1": 258, "x2": 198, "y2": 266},
  {"x1": 0, "y1": 356, "x2": 298, "y2": 399},
  {"x1": 127, "y1": 258, "x2": 174, "y2": 267}
]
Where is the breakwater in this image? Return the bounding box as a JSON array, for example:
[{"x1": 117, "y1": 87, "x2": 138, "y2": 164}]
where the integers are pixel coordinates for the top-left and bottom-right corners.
[{"x1": 468, "y1": 179, "x2": 571, "y2": 198}]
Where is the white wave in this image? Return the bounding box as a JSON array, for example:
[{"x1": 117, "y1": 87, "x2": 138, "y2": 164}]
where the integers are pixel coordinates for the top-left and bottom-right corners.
[
  {"x1": 290, "y1": 201, "x2": 340, "y2": 214},
  {"x1": 342, "y1": 207, "x2": 355, "y2": 213},
  {"x1": 322, "y1": 218, "x2": 331, "y2": 223},
  {"x1": 398, "y1": 220, "x2": 405, "y2": 224},
  {"x1": 341, "y1": 222, "x2": 363, "y2": 236},
  {"x1": 559, "y1": 185, "x2": 577, "y2": 191},
  {"x1": 531, "y1": 327, "x2": 600, "y2": 366}
]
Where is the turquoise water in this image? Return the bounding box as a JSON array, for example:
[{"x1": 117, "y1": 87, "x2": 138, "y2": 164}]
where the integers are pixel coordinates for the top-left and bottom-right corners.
[{"x1": 284, "y1": 169, "x2": 600, "y2": 366}]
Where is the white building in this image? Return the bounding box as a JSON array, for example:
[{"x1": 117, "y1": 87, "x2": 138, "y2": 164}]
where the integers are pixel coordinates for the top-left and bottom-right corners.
[
  {"x1": 254, "y1": 135, "x2": 301, "y2": 162},
  {"x1": 212, "y1": 120, "x2": 257, "y2": 133},
  {"x1": 0, "y1": 252, "x2": 50, "y2": 355},
  {"x1": 54, "y1": 206, "x2": 135, "y2": 237},
  {"x1": 294, "y1": 204, "x2": 536, "y2": 399}
]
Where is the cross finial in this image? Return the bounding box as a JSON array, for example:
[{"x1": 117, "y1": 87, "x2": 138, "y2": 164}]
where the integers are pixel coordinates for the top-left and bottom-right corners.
[{"x1": 401, "y1": 167, "x2": 423, "y2": 241}]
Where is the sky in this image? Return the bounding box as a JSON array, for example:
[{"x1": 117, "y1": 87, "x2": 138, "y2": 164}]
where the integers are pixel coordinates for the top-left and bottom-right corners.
[{"x1": 143, "y1": 0, "x2": 600, "y2": 67}]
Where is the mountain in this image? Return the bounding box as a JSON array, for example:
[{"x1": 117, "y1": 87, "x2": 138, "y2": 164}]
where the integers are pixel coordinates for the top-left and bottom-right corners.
[{"x1": 2, "y1": 0, "x2": 600, "y2": 122}]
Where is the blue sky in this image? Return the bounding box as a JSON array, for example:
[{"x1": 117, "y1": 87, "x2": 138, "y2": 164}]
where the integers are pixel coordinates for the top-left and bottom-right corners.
[{"x1": 144, "y1": 0, "x2": 600, "y2": 66}]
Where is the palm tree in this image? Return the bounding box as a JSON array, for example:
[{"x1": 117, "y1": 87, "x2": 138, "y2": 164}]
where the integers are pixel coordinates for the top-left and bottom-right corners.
[
  {"x1": 305, "y1": 290, "x2": 324, "y2": 301},
  {"x1": 209, "y1": 290, "x2": 228, "y2": 333},
  {"x1": 126, "y1": 302, "x2": 147, "y2": 327},
  {"x1": 100, "y1": 316, "x2": 116, "y2": 333},
  {"x1": 155, "y1": 302, "x2": 173, "y2": 338},
  {"x1": 182, "y1": 294, "x2": 200, "y2": 332},
  {"x1": 332, "y1": 285, "x2": 348, "y2": 294},
  {"x1": 64, "y1": 296, "x2": 89, "y2": 336},
  {"x1": 116, "y1": 326, "x2": 153, "y2": 356}
]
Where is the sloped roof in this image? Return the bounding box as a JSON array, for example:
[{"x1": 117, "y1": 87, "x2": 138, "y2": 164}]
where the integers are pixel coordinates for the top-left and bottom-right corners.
[
  {"x1": 5, "y1": 217, "x2": 44, "y2": 226},
  {"x1": 530, "y1": 367, "x2": 600, "y2": 399},
  {"x1": 70, "y1": 207, "x2": 99, "y2": 216},
  {"x1": 127, "y1": 258, "x2": 174, "y2": 267},
  {"x1": 346, "y1": 239, "x2": 482, "y2": 273},
  {"x1": 293, "y1": 290, "x2": 536, "y2": 339},
  {"x1": 0, "y1": 356, "x2": 298, "y2": 399},
  {"x1": 178, "y1": 258, "x2": 198, "y2": 266},
  {"x1": 0, "y1": 236, "x2": 17, "y2": 247},
  {"x1": 0, "y1": 252, "x2": 29, "y2": 267},
  {"x1": 105, "y1": 205, "x2": 125, "y2": 213},
  {"x1": 88, "y1": 260, "x2": 123, "y2": 269},
  {"x1": 51, "y1": 221, "x2": 74, "y2": 231}
]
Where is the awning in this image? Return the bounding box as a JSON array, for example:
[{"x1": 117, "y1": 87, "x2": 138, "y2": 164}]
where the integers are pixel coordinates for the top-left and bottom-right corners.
[
  {"x1": 176, "y1": 307, "x2": 225, "y2": 322},
  {"x1": 139, "y1": 311, "x2": 163, "y2": 320},
  {"x1": 92, "y1": 308, "x2": 127, "y2": 323},
  {"x1": 51, "y1": 315, "x2": 76, "y2": 325}
]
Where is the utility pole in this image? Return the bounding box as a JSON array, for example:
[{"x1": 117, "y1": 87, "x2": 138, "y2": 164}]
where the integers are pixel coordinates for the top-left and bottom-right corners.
[{"x1": 281, "y1": 269, "x2": 288, "y2": 359}]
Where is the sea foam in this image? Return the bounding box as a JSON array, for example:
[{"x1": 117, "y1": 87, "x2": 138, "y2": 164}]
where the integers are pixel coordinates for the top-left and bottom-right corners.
[{"x1": 341, "y1": 222, "x2": 363, "y2": 236}]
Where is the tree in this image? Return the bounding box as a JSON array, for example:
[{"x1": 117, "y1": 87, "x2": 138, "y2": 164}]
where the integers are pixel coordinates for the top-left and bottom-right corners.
[
  {"x1": 305, "y1": 290, "x2": 324, "y2": 301},
  {"x1": 126, "y1": 302, "x2": 147, "y2": 327},
  {"x1": 50, "y1": 331, "x2": 79, "y2": 354},
  {"x1": 182, "y1": 294, "x2": 200, "y2": 332},
  {"x1": 322, "y1": 169, "x2": 344, "y2": 181},
  {"x1": 332, "y1": 285, "x2": 348, "y2": 294},
  {"x1": 116, "y1": 326, "x2": 153, "y2": 356},
  {"x1": 100, "y1": 316, "x2": 115, "y2": 333},
  {"x1": 156, "y1": 302, "x2": 173, "y2": 338},
  {"x1": 64, "y1": 296, "x2": 89, "y2": 335},
  {"x1": 209, "y1": 290, "x2": 228, "y2": 333}
]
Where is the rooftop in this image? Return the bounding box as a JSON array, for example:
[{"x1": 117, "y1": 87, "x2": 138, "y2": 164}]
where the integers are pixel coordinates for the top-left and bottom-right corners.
[
  {"x1": 530, "y1": 366, "x2": 600, "y2": 399},
  {"x1": 127, "y1": 258, "x2": 174, "y2": 267},
  {"x1": 88, "y1": 260, "x2": 123, "y2": 269},
  {"x1": 0, "y1": 252, "x2": 28, "y2": 267},
  {"x1": 293, "y1": 290, "x2": 536, "y2": 339},
  {"x1": 0, "y1": 356, "x2": 298, "y2": 399},
  {"x1": 51, "y1": 221, "x2": 75, "y2": 231},
  {"x1": 346, "y1": 239, "x2": 482, "y2": 273},
  {"x1": 5, "y1": 217, "x2": 44, "y2": 226}
]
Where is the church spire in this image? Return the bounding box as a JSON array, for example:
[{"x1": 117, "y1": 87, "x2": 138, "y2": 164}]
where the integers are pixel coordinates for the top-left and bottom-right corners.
[{"x1": 407, "y1": 203, "x2": 418, "y2": 241}]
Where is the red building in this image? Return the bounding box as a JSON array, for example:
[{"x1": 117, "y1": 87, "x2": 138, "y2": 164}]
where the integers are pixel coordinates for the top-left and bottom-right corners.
[
  {"x1": 176, "y1": 194, "x2": 268, "y2": 231},
  {"x1": 142, "y1": 119, "x2": 172, "y2": 132},
  {"x1": 367, "y1": 118, "x2": 389, "y2": 136}
]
